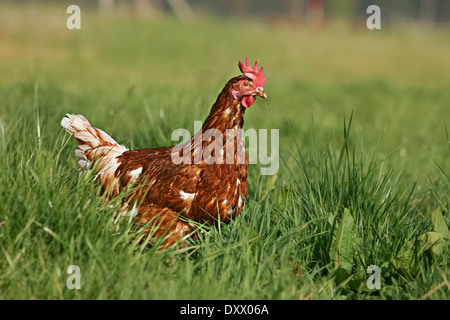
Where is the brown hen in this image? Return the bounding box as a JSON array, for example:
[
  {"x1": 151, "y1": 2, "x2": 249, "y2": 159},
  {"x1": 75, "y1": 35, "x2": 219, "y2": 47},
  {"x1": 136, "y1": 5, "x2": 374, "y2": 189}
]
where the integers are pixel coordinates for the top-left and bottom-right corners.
[{"x1": 61, "y1": 59, "x2": 267, "y2": 248}]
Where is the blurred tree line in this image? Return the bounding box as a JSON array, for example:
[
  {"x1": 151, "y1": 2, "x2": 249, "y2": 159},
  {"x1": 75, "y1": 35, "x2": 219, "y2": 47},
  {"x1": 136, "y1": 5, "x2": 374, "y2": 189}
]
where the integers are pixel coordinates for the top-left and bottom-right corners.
[{"x1": 3, "y1": 0, "x2": 450, "y2": 25}]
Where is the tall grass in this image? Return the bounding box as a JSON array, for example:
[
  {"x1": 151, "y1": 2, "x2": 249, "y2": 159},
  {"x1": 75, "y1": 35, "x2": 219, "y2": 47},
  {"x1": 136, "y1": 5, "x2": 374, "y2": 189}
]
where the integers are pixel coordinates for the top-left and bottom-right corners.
[{"x1": 3, "y1": 96, "x2": 447, "y2": 299}]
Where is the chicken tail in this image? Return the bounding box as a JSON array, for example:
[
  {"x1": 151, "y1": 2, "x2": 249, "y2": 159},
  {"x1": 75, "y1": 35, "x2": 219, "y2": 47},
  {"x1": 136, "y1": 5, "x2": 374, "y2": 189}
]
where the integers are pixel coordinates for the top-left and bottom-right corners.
[{"x1": 61, "y1": 114, "x2": 128, "y2": 194}]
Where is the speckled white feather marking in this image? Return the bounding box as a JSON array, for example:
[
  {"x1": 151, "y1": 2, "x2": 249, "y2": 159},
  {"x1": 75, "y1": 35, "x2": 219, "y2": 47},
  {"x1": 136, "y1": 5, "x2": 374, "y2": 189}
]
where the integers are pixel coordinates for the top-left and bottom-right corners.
[
  {"x1": 180, "y1": 190, "x2": 195, "y2": 201},
  {"x1": 238, "y1": 195, "x2": 243, "y2": 208},
  {"x1": 128, "y1": 167, "x2": 143, "y2": 181}
]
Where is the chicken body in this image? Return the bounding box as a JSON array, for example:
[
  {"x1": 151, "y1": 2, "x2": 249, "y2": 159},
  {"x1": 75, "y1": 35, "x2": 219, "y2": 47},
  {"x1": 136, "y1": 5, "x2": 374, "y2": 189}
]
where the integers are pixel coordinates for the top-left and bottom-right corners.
[{"x1": 62, "y1": 63, "x2": 266, "y2": 248}]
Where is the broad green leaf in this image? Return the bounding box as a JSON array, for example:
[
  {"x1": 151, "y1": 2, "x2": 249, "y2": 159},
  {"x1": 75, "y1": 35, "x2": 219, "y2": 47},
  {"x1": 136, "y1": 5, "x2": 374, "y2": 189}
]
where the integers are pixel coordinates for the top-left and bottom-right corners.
[
  {"x1": 333, "y1": 267, "x2": 351, "y2": 286},
  {"x1": 394, "y1": 239, "x2": 415, "y2": 271},
  {"x1": 330, "y1": 208, "x2": 357, "y2": 272},
  {"x1": 394, "y1": 231, "x2": 444, "y2": 271},
  {"x1": 431, "y1": 207, "x2": 448, "y2": 239},
  {"x1": 417, "y1": 232, "x2": 444, "y2": 250},
  {"x1": 380, "y1": 285, "x2": 395, "y2": 300},
  {"x1": 419, "y1": 231, "x2": 444, "y2": 256},
  {"x1": 347, "y1": 269, "x2": 366, "y2": 292}
]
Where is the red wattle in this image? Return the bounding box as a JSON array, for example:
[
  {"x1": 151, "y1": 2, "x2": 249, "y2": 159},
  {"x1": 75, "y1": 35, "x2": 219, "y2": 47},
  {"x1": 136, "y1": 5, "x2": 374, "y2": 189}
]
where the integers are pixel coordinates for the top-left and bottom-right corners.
[{"x1": 241, "y1": 95, "x2": 255, "y2": 108}]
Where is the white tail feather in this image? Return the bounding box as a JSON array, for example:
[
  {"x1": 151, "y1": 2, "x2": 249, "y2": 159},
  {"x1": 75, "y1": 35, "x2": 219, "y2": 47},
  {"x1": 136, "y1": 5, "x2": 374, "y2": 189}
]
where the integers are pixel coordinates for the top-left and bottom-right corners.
[{"x1": 61, "y1": 114, "x2": 128, "y2": 195}]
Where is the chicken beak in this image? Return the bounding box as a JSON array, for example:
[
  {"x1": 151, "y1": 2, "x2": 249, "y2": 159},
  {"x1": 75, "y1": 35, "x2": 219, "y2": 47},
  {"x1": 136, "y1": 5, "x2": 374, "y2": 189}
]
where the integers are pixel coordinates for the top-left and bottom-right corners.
[{"x1": 256, "y1": 87, "x2": 267, "y2": 99}]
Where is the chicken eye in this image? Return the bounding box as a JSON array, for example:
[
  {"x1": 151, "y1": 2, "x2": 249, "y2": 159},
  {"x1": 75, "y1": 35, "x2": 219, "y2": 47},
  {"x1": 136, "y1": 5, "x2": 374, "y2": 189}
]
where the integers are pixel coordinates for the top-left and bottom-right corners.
[{"x1": 242, "y1": 81, "x2": 249, "y2": 88}]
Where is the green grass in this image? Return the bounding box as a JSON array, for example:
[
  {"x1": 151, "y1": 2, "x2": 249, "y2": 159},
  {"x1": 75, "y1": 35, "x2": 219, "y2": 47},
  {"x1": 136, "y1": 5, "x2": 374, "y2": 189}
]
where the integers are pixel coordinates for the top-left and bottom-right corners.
[{"x1": 0, "y1": 4, "x2": 449, "y2": 300}]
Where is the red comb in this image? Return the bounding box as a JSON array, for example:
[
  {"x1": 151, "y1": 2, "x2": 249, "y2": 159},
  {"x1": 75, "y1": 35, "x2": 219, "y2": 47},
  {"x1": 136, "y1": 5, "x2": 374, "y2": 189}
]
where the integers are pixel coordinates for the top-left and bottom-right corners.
[{"x1": 238, "y1": 58, "x2": 265, "y2": 87}]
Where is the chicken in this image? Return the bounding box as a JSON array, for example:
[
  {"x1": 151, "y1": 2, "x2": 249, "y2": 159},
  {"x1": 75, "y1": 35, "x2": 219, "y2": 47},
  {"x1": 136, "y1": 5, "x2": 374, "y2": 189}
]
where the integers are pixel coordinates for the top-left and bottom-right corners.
[{"x1": 61, "y1": 59, "x2": 267, "y2": 248}]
